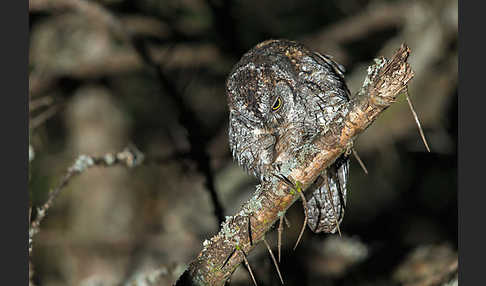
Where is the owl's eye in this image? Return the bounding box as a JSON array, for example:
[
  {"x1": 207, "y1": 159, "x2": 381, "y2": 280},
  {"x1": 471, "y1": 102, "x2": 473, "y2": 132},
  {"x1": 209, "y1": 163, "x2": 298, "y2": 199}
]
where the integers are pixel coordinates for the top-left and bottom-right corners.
[{"x1": 272, "y1": 97, "x2": 282, "y2": 111}]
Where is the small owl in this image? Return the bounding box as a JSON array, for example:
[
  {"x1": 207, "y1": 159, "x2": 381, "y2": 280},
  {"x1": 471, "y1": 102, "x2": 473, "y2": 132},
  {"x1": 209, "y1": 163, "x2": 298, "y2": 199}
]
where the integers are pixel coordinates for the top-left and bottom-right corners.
[{"x1": 226, "y1": 39, "x2": 351, "y2": 234}]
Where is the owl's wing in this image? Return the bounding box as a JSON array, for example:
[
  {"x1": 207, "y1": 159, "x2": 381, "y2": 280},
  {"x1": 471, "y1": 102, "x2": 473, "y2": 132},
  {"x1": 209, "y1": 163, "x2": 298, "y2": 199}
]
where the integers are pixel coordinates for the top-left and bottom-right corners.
[
  {"x1": 307, "y1": 154, "x2": 349, "y2": 233},
  {"x1": 313, "y1": 52, "x2": 351, "y2": 101},
  {"x1": 313, "y1": 52, "x2": 346, "y2": 75}
]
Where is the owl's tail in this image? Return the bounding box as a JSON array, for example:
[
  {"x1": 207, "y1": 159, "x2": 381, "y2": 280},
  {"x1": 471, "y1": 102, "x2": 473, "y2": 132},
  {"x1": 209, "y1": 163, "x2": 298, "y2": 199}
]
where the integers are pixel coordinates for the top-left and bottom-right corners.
[{"x1": 306, "y1": 154, "x2": 349, "y2": 234}]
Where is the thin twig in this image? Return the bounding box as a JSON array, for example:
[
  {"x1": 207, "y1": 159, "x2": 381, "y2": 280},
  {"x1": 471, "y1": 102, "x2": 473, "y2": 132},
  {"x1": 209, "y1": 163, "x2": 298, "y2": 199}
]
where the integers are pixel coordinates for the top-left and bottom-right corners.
[
  {"x1": 29, "y1": 104, "x2": 61, "y2": 130},
  {"x1": 352, "y1": 149, "x2": 369, "y2": 175},
  {"x1": 277, "y1": 215, "x2": 284, "y2": 263},
  {"x1": 284, "y1": 215, "x2": 291, "y2": 228},
  {"x1": 404, "y1": 87, "x2": 431, "y2": 152},
  {"x1": 248, "y1": 216, "x2": 253, "y2": 246},
  {"x1": 221, "y1": 248, "x2": 237, "y2": 270},
  {"x1": 29, "y1": 145, "x2": 144, "y2": 256},
  {"x1": 276, "y1": 175, "x2": 309, "y2": 251},
  {"x1": 263, "y1": 238, "x2": 284, "y2": 285},
  {"x1": 29, "y1": 96, "x2": 54, "y2": 112},
  {"x1": 240, "y1": 248, "x2": 258, "y2": 286},
  {"x1": 293, "y1": 188, "x2": 308, "y2": 251}
]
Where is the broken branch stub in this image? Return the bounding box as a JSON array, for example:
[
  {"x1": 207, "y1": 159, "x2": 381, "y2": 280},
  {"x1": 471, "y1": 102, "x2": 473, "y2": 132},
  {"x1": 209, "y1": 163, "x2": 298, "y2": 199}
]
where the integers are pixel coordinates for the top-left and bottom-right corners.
[{"x1": 175, "y1": 44, "x2": 414, "y2": 286}]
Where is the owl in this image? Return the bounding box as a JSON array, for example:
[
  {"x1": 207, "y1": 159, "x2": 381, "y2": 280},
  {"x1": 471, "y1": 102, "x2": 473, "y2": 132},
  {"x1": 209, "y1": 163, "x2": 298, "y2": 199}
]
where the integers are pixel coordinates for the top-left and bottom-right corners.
[{"x1": 226, "y1": 39, "x2": 351, "y2": 234}]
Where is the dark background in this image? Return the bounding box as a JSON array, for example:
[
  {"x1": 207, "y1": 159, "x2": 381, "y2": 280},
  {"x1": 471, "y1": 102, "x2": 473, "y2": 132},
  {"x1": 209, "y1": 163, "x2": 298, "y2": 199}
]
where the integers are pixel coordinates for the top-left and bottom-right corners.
[{"x1": 29, "y1": 0, "x2": 457, "y2": 285}]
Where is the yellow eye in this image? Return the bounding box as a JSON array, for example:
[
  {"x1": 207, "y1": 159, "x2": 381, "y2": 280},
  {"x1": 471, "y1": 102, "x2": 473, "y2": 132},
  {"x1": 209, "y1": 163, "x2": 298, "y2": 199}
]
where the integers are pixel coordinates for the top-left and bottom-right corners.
[{"x1": 272, "y1": 97, "x2": 282, "y2": 111}]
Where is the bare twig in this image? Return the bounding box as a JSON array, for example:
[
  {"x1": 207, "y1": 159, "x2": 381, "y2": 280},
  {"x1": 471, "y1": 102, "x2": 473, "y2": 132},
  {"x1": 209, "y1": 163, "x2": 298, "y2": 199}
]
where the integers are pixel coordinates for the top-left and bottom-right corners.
[
  {"x1": 293, "y1": 189, "x2": 308, "y2": 251},
  {"x1": 29, "y1": 96, "x2": 54, "y2": 112},
  {"x1": 263, "y1": 238, "x2": 284, "y2": 285},
  {"x1": 221, "y1": 248, "x2": 236, "y2": 270},
  {"x1": 175, "y1": 44, "x2": 414, "y2": 285},
  {"x1": 352, "y1": 149, "x2": 369, "y2": 175},
  {"x1": 277, "y1": 215, "x2": 284, "y2": 263},
  {"x1": 404, "y1": 88, "x2": 431, "y2": 152},
  {"x1": 29, "y1": 145, "x2": 144, "y2": 256},
  {"x1": 240, "y1": 248, "x2": 258, "y2": 286},
  {"x1": 248, "y1": 216, "x2": 254, "y2": 246},
  {"x1": 29, "y1": 104, "x2": 61, "y2": 130},
  {"x1": 274, "y1": 176, "x2": 308, "y2": 251},
  {"x1": 284, "y1": 216, "x2": 291, "y2": 228}
]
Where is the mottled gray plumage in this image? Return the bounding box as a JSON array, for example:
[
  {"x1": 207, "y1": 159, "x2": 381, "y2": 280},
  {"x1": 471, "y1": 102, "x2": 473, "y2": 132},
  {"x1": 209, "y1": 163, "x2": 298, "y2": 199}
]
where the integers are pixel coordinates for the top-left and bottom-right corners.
[{"x1": 226, "y1": 39, "x2": 351, "y2": 234}]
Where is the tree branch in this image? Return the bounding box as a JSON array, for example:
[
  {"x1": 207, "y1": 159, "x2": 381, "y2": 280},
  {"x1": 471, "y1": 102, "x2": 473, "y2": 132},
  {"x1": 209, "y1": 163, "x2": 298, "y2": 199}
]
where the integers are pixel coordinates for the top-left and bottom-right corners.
[
  {"x1": 29, "y1": 145, "x2": 145, "y2": 256},
  {"x1": 175, "y1": 44, "x2": 414, "y2": 286}
]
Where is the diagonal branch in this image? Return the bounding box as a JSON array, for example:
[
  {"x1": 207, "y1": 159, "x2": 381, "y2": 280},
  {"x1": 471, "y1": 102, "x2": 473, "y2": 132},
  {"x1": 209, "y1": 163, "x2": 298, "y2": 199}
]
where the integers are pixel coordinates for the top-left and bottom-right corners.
[{"x1": 175, "y1": 44, "x2": 414, "y2": 286}]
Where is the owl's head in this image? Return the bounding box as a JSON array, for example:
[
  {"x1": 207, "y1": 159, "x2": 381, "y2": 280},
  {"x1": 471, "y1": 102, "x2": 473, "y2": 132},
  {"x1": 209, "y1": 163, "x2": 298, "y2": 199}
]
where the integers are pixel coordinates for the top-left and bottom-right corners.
[
  {"x1": 226, "y1": 39, "x2": 349, "y2": 133},
  {"x1": 226, "y1": 40, "x2": 298, "y2": 131},
  {"x1": 226, "y1": 39, "x2": 350, "y2": 179}
]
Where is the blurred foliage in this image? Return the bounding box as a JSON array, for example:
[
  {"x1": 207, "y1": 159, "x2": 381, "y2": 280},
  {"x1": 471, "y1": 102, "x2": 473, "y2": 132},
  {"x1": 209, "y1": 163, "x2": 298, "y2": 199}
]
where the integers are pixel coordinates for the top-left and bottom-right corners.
[{"x1": 29, "y1": 0, "x2": 457, "y2": 285}]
